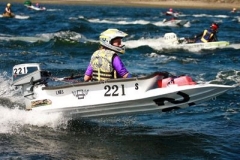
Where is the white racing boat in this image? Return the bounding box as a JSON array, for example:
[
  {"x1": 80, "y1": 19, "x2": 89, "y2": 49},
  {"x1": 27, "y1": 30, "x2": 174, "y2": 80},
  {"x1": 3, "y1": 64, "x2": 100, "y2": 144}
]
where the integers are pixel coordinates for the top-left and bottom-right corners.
[
  {"x1": 165, "y1": 11, "x2": 180, "y2": 17},
  {"x1": 162, "y1": 19, "x2": 189, "y2": 27},
  {"x1": 0, "y1": 14, "x2": 29, "y2": 19},
  {"x1": 25, "y1": 5, "x2": 46, "y2": 11},
  {"x1": 2, "y1": 13, "x2": 15, "y2": 18},
  {"x1": 12, "y1": 63, "x2": 233, "y2": 118},
  {"x1": 164, "y1": 32, "x2": 230, "y2": 50}
]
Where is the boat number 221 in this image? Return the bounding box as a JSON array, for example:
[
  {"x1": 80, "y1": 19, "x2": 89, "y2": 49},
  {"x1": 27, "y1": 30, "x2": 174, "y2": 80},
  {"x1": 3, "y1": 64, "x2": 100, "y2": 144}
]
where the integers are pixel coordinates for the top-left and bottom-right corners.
[{"x1": 104, "y1": 83, "x2": 138, "y2": 96}]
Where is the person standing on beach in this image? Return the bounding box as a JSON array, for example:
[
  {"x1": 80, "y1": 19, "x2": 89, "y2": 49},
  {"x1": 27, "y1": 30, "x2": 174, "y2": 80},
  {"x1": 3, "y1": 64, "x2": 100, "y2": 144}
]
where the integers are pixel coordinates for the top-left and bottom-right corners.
[{"x1": 84, "y1": 28, "x2": 131, "y2": 82}]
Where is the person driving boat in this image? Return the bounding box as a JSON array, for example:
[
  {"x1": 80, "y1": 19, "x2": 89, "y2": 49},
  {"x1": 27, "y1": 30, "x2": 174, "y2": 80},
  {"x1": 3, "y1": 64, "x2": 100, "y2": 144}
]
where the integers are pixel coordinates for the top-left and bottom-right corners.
[
  {"x1": 195, "y1": 23, "x2": 219, "y2": 43},
  {"x1": 166, "y1": 8, "x2": 174, "y2": 15},
  {"x1": 3, "y1": 3, "x2": 14, "y2": 17},
  {"x1": 231, "y1": 7, "x2": 237, "y2": 13},
  {"x1": 35, "y1": 3, "x2": 41, "y2": 8},
  {"x1": 84, "y1": 29, "x2": 131, "y2": 82}
]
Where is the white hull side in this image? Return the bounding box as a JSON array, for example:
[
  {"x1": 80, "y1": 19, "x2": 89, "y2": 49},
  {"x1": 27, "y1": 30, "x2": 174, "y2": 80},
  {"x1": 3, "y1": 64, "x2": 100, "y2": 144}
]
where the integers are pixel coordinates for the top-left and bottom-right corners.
[
  {"x1": 12, "y1": 63, "x2": 233, "y2": 119},
  {"x1": 27, "y1": 80, "x2": 232, "y2": 118},
  {"x1": 179, "y1": 41, "x2": 230, "y2": 50}
]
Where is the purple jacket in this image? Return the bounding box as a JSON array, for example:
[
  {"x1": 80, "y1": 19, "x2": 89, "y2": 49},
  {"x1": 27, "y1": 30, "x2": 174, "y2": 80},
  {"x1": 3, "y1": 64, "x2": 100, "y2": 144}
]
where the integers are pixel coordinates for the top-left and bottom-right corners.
[{"x1": 85, "y1": 55, "x2": 129, "y2": 78}]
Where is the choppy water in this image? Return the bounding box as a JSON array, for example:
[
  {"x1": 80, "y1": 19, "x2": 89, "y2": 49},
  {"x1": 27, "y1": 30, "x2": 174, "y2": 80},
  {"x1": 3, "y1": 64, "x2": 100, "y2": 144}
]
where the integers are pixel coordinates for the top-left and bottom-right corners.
[{"x1": 0, "y1": 2, "x2": 240, "y2": 160}]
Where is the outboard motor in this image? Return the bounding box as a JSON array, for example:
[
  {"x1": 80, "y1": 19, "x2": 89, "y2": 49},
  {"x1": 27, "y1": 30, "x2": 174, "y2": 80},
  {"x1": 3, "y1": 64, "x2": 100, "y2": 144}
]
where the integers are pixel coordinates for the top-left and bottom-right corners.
[
  {"x1": 12, "y1": 63, "x2": 51, "y2": 109},
  {"x1": 163, "y1": 32, "x2": 179, "y2": 45}
]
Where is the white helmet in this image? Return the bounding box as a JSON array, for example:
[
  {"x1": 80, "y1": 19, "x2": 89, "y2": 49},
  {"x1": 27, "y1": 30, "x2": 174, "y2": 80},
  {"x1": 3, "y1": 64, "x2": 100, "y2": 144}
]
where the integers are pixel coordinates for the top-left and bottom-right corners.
[{"x1": 99, "y1": 29, "x2": 128, "y2": 54}]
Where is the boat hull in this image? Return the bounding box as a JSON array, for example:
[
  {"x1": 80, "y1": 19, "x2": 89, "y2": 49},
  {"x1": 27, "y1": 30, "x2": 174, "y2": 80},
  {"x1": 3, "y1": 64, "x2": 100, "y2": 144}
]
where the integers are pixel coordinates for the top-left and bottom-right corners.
[
  {"x1": 26, "y1": 77, "x2": 232, "y2": 118},
  {"x1": 2, "y1": 13, "x2": 15, "y2": 18},
  {"x1": 25, "y1": 5, "x2": 46, "y2": 11},
  {"x1": 163, "y1": 20, "x2": 189, "y2": 26},
  {"x1": 178, "y1": 41, "x2": 230, "y2": 50},
  {"x1": 163, "y1": 33, "x2": 229, "y2": 50},
  {"x1": 12, "y1": 63, "x2": 233, "y2": 118}
]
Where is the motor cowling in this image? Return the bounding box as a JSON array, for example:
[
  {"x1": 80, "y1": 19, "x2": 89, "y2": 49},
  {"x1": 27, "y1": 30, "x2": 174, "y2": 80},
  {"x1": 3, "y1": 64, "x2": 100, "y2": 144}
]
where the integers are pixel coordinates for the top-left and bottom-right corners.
[
  {"x1": 12, "y1": 63, "x2": 51, "y2": 110},
  {"x1": 12, "y1": 63, "x2": 51, "y2": 87},
  {"x1": 164, "y1": 32, "x2": 179, "y2": 45}
]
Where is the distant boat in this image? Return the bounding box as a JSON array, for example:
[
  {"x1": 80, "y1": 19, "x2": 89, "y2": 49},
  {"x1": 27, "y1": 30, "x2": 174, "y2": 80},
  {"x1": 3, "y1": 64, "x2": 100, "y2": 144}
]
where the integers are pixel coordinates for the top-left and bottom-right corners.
[
  {"x1": 163, "y1": 32, "x2": 230, "y2": 50},
  {"x1": 24, "y1": 0, "x2": 46, "y2": 11},
  {"x1": 163, "y1": 19, "x2": 189, "y2": 27},
  {"x1": 2, "y1": 12, "x2": 15, "y2": 18},
  {"x1": 25, "y1": 5, "x2": 46, "y2": 11},
  {"x1": 24, "y1": 0, "x2": 32, "y2": 6}
]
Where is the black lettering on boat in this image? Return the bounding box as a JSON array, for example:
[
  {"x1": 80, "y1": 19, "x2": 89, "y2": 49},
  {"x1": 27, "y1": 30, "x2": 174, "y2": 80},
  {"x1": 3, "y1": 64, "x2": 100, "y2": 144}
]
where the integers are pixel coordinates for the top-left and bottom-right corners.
[
  {"x1": 135, "y1": 83, "x2": 139, "y2": 90},
  {"x1": 13, "y1": 67, "x2": 27, "y2": 75},
  {"x1": 153, "y1": 91, "x2": 190, "y2": 106},
  {"x1": 104, "y1": 84, "x2": 126, "y2": 97},
  {"x1": 56, "y1": 90, "x2": 64, "y2": 95},
  {"x1": 72, "y1": 89, "x2": 89, "y2": 99},
  {"x1": 121, "y1": 84, "x2": 125, "y2": 96},
  {"x1": 104, "y1": 85, "x2": 111, "y2": 96},
  {"x1": 112, "y1": 85, "x2": 119, "y2": 96}
]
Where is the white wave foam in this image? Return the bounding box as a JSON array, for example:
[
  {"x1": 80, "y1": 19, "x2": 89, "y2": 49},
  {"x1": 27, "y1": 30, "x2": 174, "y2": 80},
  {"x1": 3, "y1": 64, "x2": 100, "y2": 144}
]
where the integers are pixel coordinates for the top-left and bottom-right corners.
[
  {"x1": 125, "y1": 37, "x2": 164, "y2": 50},
  {"x1": 88, "y1": 18, "x2": 150, "y2": 25},
  {"x1": 78, "y1": 15, "x2": 84, "y2": 19},
  {"x1": 215, "y1": 15, "x2": 229, "y2": 18},
  {"x1": 125, "y1": 36, "x2": 238, "y2": 52},
  {"x1": 0, "y1": 36, "x2": 50, "y2": 43},
  {"x1": 153, "y1": 20, "x2": 190, "y2": 27},
  {"x1": 0, "y1": 31, "x2": 89, "y2": 43},
  {"x1": 0, "y1": 72, "x2": 21, "y2": 101},
  {"x1": 229, "y1": 43, "x2": 240, "y2": 49},
  {"x1": 14, "y1": 15, "x2": 30, "y2": 19},
  {"x1": 237, "y1": 16, "x2": 240, "y2": 22},
  {"x1": 0, "y1": 106, "x2": 68, "y2": 134},
  {"x1": 0, "y1": 72, "x2": 70, "y2": 134},
  {"x1": 41, "y1": 31, "x2": 87, "y2": 43},
  {"x1": 153, "y1": 21, "x2": 176, "y2": 27},
  {"x1": 87, "y1": 17, "x2": 191, "y2": 27},
  {"x1": 146, "y1": 53, "x2": 177, "y2": 62},
  {"x1": 192, "y1": 14, "x2": 229, "y2": 18},
  {"x1": 125, "y1": 37, "x2": 201, "y2": 52},
  {"x1": 215, "y1": 70, "x2": 240, "y2": 87},
  {"x1": 46, "y1": 9, "x2": 62, "y2": 12},
  {"x1": 69, "y1": 17, "x2": 79, "y2": 20}
]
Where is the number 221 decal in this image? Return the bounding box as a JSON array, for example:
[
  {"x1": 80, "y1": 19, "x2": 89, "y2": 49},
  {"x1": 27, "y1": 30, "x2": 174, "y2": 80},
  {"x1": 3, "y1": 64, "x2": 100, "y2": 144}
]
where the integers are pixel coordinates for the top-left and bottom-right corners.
[
  {"x1": 13, "y1": 67, "x2": 27, "y2": 75},
  {"x1": 104, "y1": 83, "x2": 139, "y2": 97}
]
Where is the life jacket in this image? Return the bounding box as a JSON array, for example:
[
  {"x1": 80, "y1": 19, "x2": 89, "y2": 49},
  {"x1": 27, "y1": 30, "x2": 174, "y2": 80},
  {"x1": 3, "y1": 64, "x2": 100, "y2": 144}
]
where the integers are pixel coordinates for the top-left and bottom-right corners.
[
  {"x1": 200, "y1": 29, "x2": 214, "y2": 43},
  {"x1": 90, "y1": 49, "x2": 116, "y2": 81},
  {"x1": 4, "y1": 7, "x2": 11, "y2": 14}
]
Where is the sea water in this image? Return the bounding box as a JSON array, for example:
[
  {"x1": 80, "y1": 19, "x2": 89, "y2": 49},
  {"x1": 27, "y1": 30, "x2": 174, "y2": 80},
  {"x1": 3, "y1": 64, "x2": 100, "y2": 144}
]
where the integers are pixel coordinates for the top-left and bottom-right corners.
[{"x1": 0, "y1": 3, "x2": 239, "y2": 159}]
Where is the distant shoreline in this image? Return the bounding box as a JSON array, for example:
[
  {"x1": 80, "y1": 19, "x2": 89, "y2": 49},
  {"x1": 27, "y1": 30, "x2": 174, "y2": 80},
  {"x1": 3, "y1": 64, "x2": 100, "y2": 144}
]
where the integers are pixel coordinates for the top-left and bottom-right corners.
[{"x1": 2, "y1": 0, "x2": 239, "y2": 10}]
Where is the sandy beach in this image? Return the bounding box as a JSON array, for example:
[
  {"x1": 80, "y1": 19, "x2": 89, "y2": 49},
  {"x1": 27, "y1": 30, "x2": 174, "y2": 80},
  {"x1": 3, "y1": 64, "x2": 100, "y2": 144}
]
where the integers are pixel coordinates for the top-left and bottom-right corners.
[{"x1": 2, "y1": 0, "x2": 240, "y2": 10}]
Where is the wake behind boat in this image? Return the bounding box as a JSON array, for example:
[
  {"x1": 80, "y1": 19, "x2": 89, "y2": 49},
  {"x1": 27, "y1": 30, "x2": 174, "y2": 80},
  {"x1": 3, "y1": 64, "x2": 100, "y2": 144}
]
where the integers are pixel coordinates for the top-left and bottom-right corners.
[
  {"x1": 163, "y1": 32, "x2": 230, "y2": 50},
  {"x1": 12, "y1": 63, "x2": 233, "y2": 118}
]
